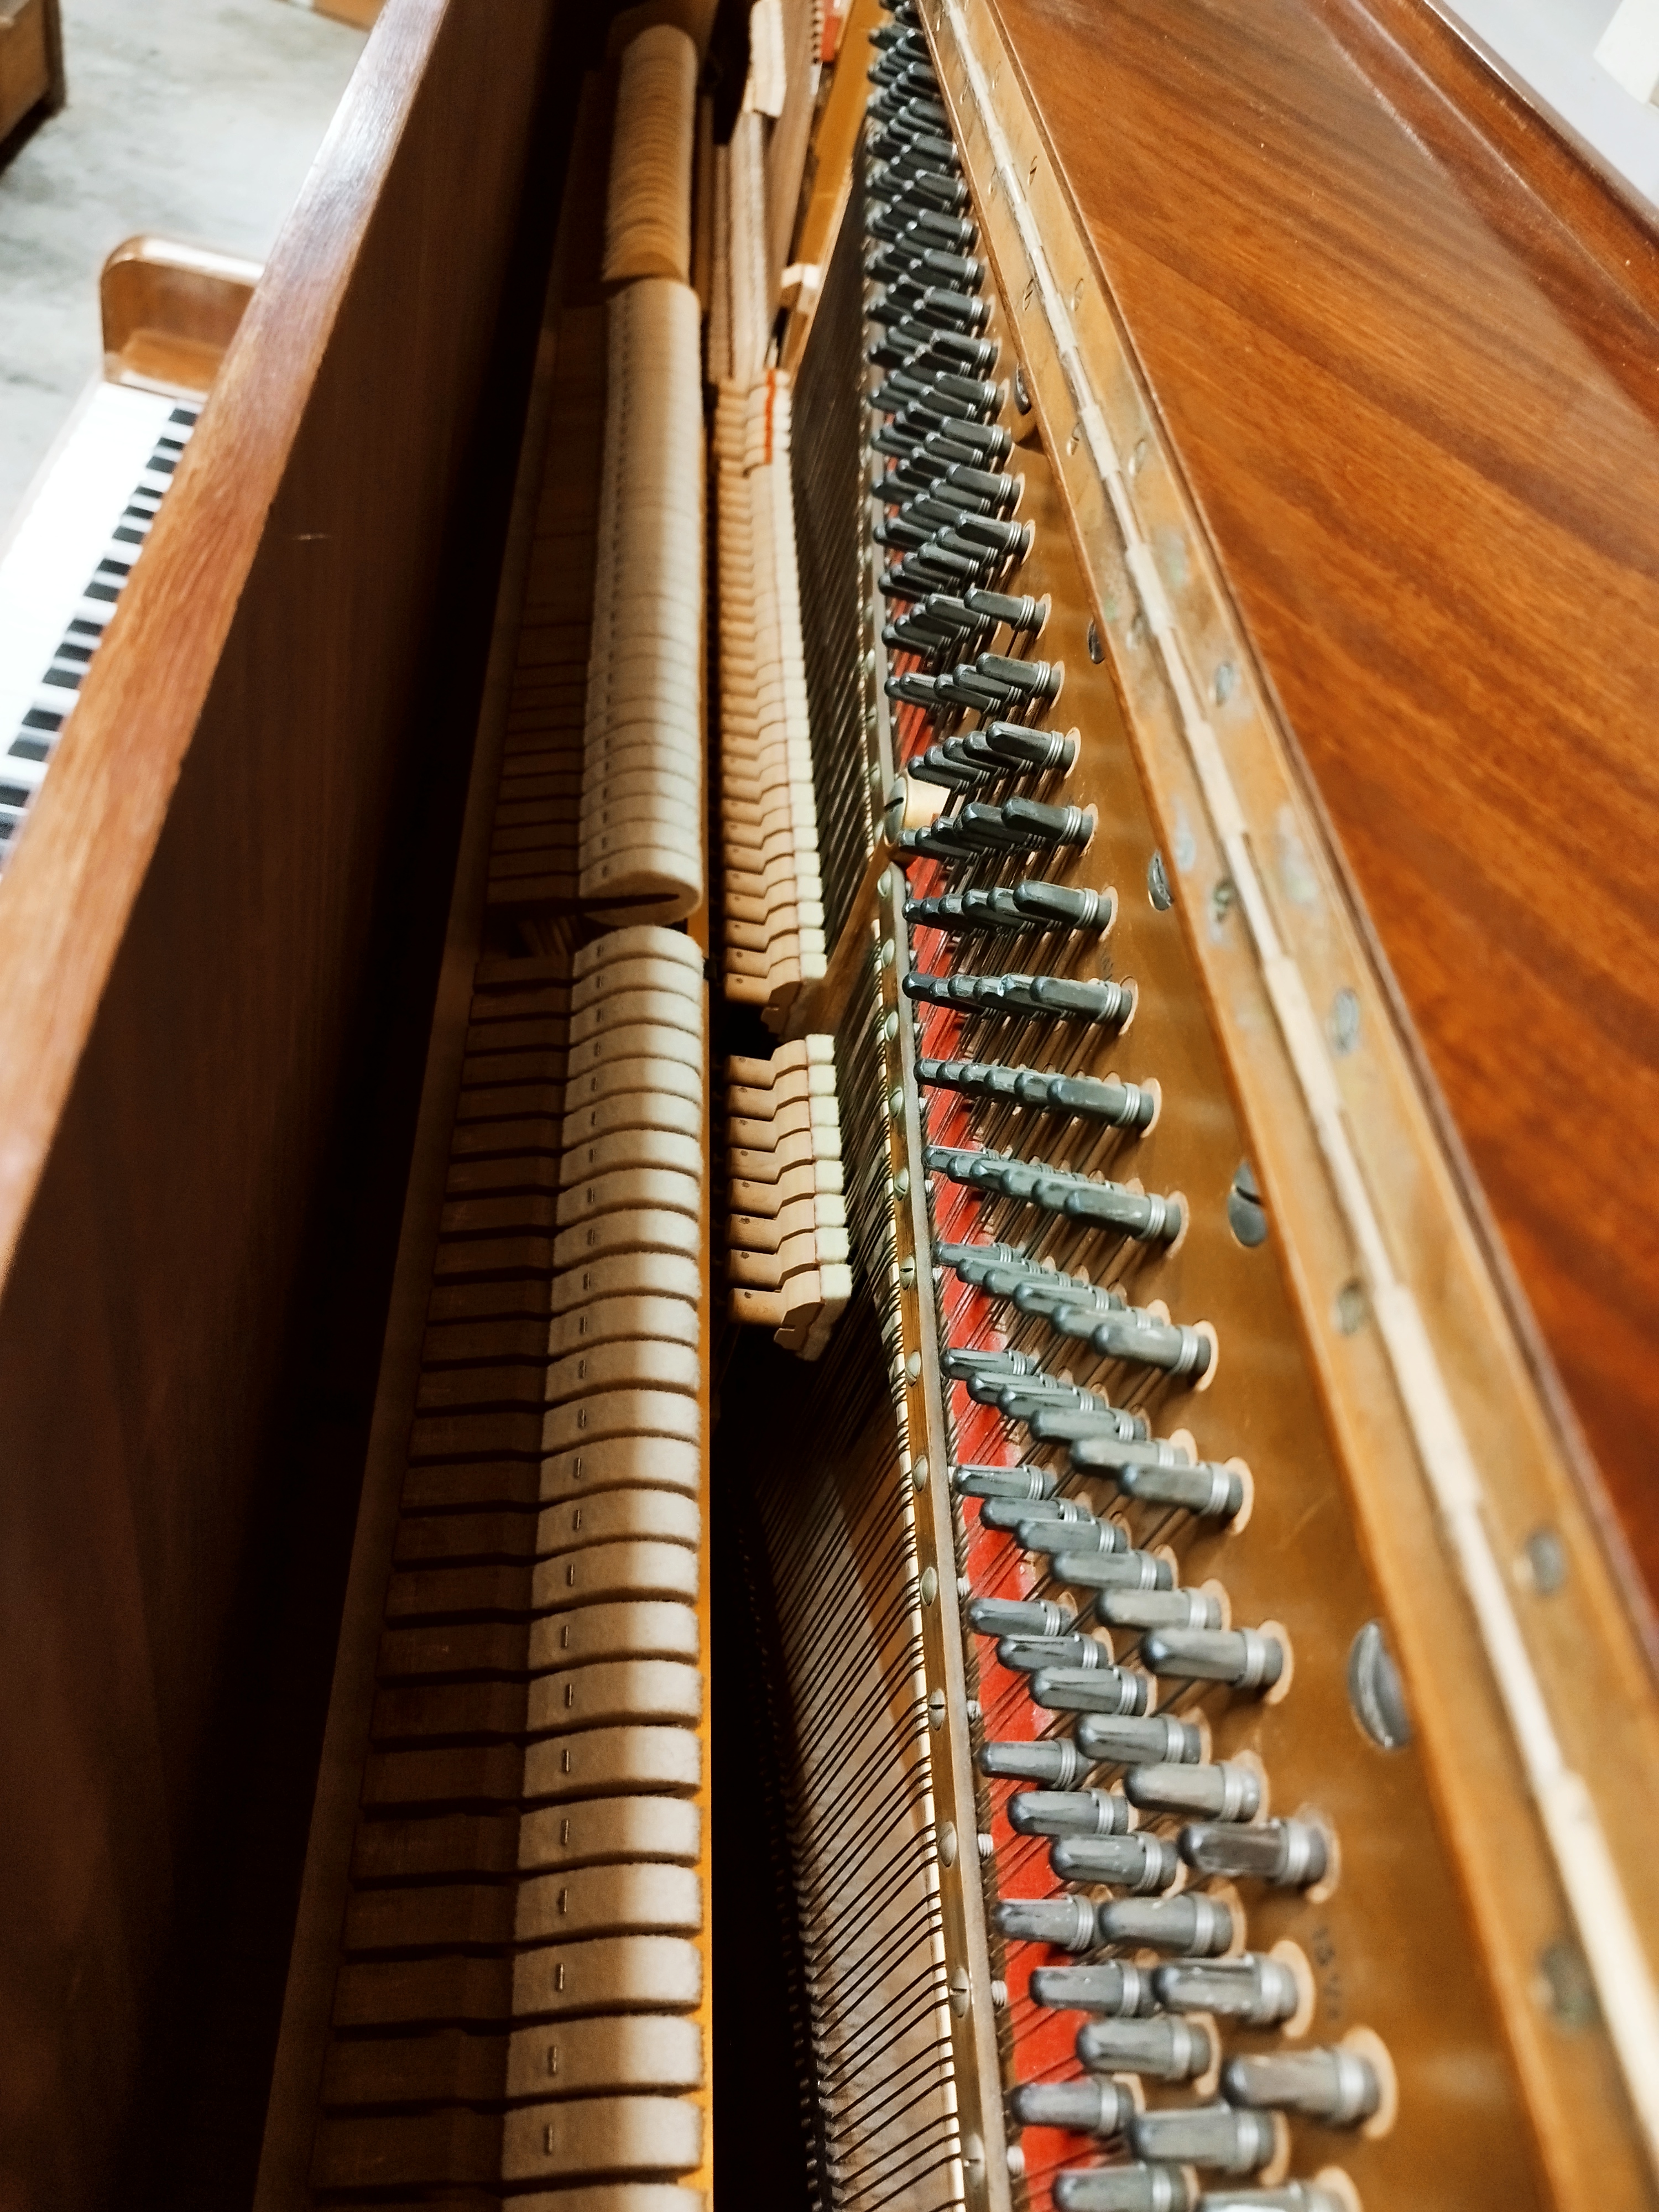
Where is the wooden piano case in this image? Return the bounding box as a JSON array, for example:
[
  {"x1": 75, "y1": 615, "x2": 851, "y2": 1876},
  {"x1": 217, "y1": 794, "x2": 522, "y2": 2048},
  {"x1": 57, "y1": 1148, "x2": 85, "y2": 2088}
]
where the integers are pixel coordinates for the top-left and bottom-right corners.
[
  {"x1": 0, "y1": 0, "x2": 61, "y2": 152},
  {"x1": 0, "y1": 2, "x2": 586, "y2": 2200}
]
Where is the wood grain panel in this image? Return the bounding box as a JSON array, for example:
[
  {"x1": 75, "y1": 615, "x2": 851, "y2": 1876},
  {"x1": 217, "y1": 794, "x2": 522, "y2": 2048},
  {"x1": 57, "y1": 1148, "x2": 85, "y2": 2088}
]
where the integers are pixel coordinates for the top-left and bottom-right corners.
[
  {"x1": 0, "y1": 2, "x2": 560, "y2": 2202},
  {"x1": 988, "y1": 0, "x2": 1659, "y2": 1605}
]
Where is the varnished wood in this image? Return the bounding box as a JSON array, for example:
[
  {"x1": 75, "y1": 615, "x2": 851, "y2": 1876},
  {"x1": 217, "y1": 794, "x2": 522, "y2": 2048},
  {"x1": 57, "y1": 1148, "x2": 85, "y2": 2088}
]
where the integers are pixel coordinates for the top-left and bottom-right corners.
[
  {"x1": 987, "y1": 0, "x2": 1659, "y2": 1611},
  {"x1": 100, "y1": 235, "x2": 262, "y2": 395},
  {"x1": 0, "y1": 1, "x2": 561, "y2": 2200},
  {"x1": 0, "y1": 0, "x2": 54, "y2": 145}
]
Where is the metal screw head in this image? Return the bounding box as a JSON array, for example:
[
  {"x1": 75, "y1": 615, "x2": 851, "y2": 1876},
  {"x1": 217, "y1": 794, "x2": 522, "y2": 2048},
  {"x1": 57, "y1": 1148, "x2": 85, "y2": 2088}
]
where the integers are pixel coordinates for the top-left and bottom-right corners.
[
  {"x1": 893, "y1": 1166, "x2": 910, "y2": 1198},
  {"x1": 898, "y1": 1254, "x2": 916, "y2": 1289},
  {"x1": 1014, "y1": 364, "x2": 1031, "y2": 414},
  {"x1": 949, "y1": 1965, "x2": 971, "y2": 2016},
  {"x1": 1335, "y1": 1279, "x2": 1369, "y2": 1334},
  {"x1": 1130, "y1": 437, "x2": 1149, "y2": 476},
  {"x1": 880, "y1": 936, "x2": 896, "y2": 967},
  {"x1": 883, "y1": 1009, "x2": 899, "y2": 1042},
  {"x1": 877, "y1": 867, "x2": 892, "y2": 900},
  {"x1": 1209, "y1": 877, "x2": 1235, "y2": 927},
  {"x1": 937, "y1": 1818, "x2": 957, "y2": 1864},
  {"x1": 1147, "y1": 852, "x2": 1173, "y2": 910},
  {"x1": 920, "y1": 1564, "x2": 938, "y2": 1605},
  {"x1": 1227, "y1": 1159, "x2": 1267, "y2": 1248},
  {"x1": 1536, "y1": 1939, "x2": 1599, "y2": 2031},
  {"x1": 1087, "y1": 618, "x2": 1104, "y2": 663},
  {"x1": 1520, "y1": 1526, "x2": 1568, "y2": 1595},
  {"x1": 911, "y1": 1456, "x2": 929, "y2": 1493},
  {"x1": 1213, "y1": 660, "x2": 1237, "y2": 705},
  {"x1": 906, "y1": 1349, "x2": 923, "y2": 1382},
  {"x1": 1348, "y1": 1618, "x2": 1411, "y2": 1750},
  {"x1": 928, "y1": 1688, "x2": 948, "y2": 1731},
  {"x1": 1329, "y1": 986, "x2": 1361, "y2": 1056},
  {"x1": 888, "y1": 1084, "x2": 906, "y2": 1119}
]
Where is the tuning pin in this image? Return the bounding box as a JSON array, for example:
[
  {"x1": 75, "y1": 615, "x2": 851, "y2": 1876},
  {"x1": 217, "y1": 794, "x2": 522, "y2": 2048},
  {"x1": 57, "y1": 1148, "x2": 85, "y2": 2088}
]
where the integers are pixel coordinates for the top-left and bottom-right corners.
[
  {"x1": 979, "y1": 1736, "x2": 1092, "y2": 1787},
  {"x1": 1154, "y1": 1954, "x2": 1302, "y2": 2026},
  {"x1": 925, "y1": 1146, "x2": 1180, "y2": 1241},
  {"x1": 952, "y1": 1463, "x2": 1059, "y2": 1502},
  {"x1": 1009, "y1": 1788, "x2": 1131, "y2": 1839},
  {"x1": 1024, "y1": 1400, "x2": 1148, "y2": 1448},
  {"x1": 903, "y1": 968, "x2": 1133, "y2": 1027},
  {"x1": 964, "y1": 586, "x2": 1044, "y2": 630},
  {"x1": 949, "y1": 797, "x2": 1092, "y2": 853},
  {"x1": 1098, "y1": 1893, "x2": 1237, "y2": 1956},
  {"x1": 1194, "y1": 2187, "x2": 1355, "y2": 2212},
  {"x1": 1130, "y1": 2104, "x2": 1279, "y2": 2175},
  {"x1": 1079, "y1": 2015, "x2": 1217, "y2": 2083},
  {"x1": 1019, "y1": 1517, "x2": 1128, "y2": 1559},
  {"x1": 1032, "y1": 1663, "x2": 1152, "y2": 1717},
  {"x1": 937, "y1": 410, "x2": 1007, "y2": 454},
  {"x1": 1051, "y1": 1549, "x2": 1174, "y2": 1593},
  {"x1": 1221, "y1": 2046, "x2": 1381, "y2": 2127},
  {"x1": 943, "y1": 1341, "x2": 1044, "y2": 1381},
  {"x1": 1085, "y1": 1309, "x2": 1213, "y2": 1379},
  {"x1": 1117, "y1": 1458, "x2": 1247, "y2": 1519},
  {"x1": 1097, "y1": 1588, "x2": 1224, "y2": 1634},
  {"x1": 1029, "y1": 1960, "x2": 1158, "y2": 2016},
  {"x1": 1010, "y1": 2078, "x2": 1135, "y2": 2137},
  {"x1": 998, "y1": 1632, "x2": 1113, "y2": 1673},
  {"x1": 1180, "y1": 1819, "x2": 1328, "y2": 1888},
  {"x1": 1077, "y1": 1711, "x2": 1202, "y2": 1767},
  {"x1": 1124, "y1": 1760, "x2": 1261, "y2": 1821},
  {"x1": 994, "y1": 1892, "x2": 1099, "y2": 1950},
  {"x1": 1014, "y1": 878, "x2": 1114, "y2": 930},
  {"x1": 1141, "y1": 1626, "x2": 1285, "y2": 1691},
  {"x1": 1053, "y1": 2166, "x2": 1196, "y2": 2212},
  {"x1": 979, "y1": 1494, "x2": 1099, "y2": 1536},
  {"x1": 1051, "y1": 1833, "x2": 1181, "y2": 1892},
  {"x1": 967, "y1": 1594, "x2": 1075, "y2": 1637}
]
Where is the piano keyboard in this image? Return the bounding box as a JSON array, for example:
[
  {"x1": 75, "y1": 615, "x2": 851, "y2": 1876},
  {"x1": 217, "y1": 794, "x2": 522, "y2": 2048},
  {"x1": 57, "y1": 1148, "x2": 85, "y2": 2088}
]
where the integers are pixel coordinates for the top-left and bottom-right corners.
[{"x1": 0, "y1": 382, "x2": 198, "y2": 862}]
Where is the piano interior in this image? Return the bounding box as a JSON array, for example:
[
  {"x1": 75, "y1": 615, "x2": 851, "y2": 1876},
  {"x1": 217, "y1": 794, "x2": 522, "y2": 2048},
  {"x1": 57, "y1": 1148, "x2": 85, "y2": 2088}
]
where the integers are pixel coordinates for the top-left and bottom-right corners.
[{"x1": 3, "y1": 1, "x2": 1659, "y2": 2209}]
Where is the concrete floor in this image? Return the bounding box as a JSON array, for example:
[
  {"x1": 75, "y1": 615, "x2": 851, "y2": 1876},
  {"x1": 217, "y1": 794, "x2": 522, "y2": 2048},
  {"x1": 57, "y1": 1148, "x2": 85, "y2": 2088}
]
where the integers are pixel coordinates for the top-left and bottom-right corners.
[{"x1": 0, "y1": 0, "x2": 366, "y2": 527}]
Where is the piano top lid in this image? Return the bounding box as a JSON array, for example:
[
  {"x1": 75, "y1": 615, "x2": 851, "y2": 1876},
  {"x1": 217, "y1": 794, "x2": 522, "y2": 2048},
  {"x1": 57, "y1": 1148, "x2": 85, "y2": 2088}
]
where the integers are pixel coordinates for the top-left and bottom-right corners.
[{"x1": 982, "y1": 0, "x2": 1659, "y2": 1601}]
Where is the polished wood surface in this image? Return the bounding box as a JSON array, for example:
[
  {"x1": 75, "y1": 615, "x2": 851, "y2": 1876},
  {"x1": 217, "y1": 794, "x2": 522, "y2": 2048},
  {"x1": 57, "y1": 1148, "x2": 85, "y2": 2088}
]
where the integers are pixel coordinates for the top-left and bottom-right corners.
[
  {"x1": 0, "y1": 1, "x2": 560, "y2": 2200},
  {"x1": 101, "y1": 234, "x2": 262, "y2": 395},
  {"x1": 992, "y1": 0, "x2": 1659, "y2": 1606},
  {"x1": 0, "y1": 0, "x2": 57, "y2": 145}
]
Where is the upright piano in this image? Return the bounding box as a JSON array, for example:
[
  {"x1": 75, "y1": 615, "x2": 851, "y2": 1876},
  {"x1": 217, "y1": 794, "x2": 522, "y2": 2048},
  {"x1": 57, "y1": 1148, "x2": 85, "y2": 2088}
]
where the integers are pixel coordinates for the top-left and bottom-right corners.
[{"x1": 2, "y1": 1, "x2": 1658, "y2": 2208}]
